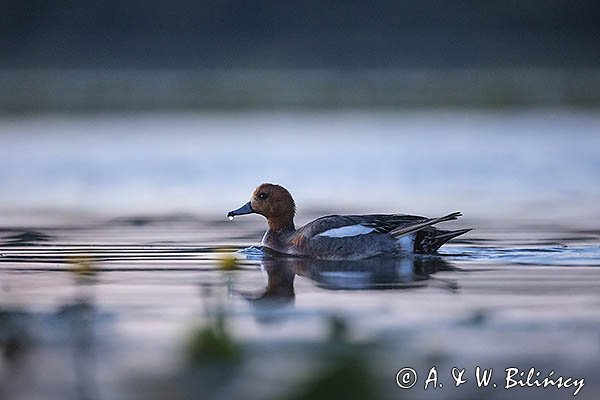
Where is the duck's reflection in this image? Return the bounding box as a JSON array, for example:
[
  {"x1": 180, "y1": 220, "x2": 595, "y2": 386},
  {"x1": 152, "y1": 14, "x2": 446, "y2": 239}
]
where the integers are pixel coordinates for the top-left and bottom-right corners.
[
  {"x1": 242, "y1": 252, "x2": 458, "y2": 321},
  {"x1": 297, "y1": 255, "x2": 456, "y2": 291}
]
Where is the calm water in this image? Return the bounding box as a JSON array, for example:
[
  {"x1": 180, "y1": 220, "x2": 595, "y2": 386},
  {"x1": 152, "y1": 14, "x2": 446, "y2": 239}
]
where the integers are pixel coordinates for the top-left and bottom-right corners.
[{"x1": 1, "y1": 110, "x2": 599, "y2": 399}]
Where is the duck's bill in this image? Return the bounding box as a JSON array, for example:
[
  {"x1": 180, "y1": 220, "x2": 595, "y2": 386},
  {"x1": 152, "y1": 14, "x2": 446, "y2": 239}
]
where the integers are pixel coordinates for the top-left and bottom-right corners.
[{"x1": 227, "y1": 202, "x2": 254, "y2": 218}]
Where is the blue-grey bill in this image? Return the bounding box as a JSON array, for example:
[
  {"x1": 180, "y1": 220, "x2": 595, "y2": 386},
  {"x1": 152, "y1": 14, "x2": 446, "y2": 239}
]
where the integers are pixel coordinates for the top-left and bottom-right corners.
[{"x1": 227, "y1": 201, "x2": 254, "y2": 218}]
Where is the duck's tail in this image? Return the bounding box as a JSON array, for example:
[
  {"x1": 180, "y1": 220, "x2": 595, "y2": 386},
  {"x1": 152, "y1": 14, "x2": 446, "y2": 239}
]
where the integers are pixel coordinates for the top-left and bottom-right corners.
[
  {"x1": 390, "y1": 212, "x2": 462, "y2": 238},
  {"x1": 416, "y1": 228, "x2": 472, "y2": 253}
]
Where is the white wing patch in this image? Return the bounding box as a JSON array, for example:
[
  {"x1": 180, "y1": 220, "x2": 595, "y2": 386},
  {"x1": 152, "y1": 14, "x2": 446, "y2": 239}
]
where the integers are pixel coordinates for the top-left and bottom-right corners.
[{"x1": 316, "y1": 224, "x2": 375, "y2": 238}]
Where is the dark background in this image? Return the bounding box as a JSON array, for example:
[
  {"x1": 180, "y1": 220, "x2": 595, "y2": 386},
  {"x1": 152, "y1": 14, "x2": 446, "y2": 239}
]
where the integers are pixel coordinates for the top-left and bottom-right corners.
[
  {"x1": 2, "y1": 1, "x2": 600, "y2": 110},
  {"x1": 3, "y1": 0, "x2": 600, "y2": 68}
]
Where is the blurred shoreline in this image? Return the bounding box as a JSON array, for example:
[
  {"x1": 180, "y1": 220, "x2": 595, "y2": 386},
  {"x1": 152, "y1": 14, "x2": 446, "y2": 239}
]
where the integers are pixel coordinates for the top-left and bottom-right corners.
[{"x1": 2, "y1": 68, "x2": 600, "y2": 113}]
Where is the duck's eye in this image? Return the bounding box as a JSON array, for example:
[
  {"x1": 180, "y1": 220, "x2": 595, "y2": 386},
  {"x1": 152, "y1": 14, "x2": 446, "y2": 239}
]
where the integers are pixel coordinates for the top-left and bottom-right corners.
[{"x1": 258, "y1": 192, "x2": 269, "y2": 200}]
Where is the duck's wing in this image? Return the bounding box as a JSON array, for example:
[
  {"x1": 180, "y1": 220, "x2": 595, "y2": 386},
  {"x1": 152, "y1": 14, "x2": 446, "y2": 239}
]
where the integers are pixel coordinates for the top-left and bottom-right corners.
[{"x1": 298, "y1": 214, "x2": 430, "y2": 239}]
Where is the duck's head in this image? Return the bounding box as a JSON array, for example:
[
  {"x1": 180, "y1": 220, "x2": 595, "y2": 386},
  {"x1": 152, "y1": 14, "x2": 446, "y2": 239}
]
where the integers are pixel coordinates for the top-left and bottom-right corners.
[{"x1": 227, "y1": 183, "x2": 296, "y2": 231}]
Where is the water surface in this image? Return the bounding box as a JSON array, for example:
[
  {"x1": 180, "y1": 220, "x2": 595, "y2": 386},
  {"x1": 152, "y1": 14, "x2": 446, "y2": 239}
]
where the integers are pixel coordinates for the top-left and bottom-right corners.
[{"x1": 1, "y1": 111, "x2": 599, "y2": 399}]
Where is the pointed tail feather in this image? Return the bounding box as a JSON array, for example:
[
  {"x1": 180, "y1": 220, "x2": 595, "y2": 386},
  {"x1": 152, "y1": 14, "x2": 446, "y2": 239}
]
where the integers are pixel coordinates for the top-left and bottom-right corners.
[
  {"x1": 433, "y1": 228, "x2": 472, "y2": 242},
  {"x1": 390, "y1": 212, "x2": 462, "y2": 238},
  {"x1": 426, "y1": 228, "x2": 472, "y2": 252}
]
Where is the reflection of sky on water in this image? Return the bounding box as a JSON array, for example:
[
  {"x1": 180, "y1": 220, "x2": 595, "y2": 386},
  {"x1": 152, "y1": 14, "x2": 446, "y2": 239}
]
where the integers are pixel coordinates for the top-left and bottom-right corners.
[
  {"x1": 1, "y1": 110, "x2": 599, "y2": 221},
  {"x1": 2, "y1": 239, "x2": 600, "y2": 399},
  {"x1": 1, "y1": 109, "x2": 600, "y2": 399},
  {"x1": 1, "y1": 217, "x2": 600, "y2": 399}
]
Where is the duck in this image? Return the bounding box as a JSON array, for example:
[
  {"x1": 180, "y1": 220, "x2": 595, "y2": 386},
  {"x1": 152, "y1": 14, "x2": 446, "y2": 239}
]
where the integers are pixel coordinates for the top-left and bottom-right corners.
[{"x1": 227, "y1": 183, "x2": 470, "y2": 260}]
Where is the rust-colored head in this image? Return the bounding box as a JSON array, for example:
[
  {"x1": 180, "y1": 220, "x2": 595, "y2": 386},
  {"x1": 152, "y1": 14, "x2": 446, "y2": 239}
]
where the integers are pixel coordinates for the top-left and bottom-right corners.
[{"x1": 227, "y1": 183, "x2": 296, "y2": 231}]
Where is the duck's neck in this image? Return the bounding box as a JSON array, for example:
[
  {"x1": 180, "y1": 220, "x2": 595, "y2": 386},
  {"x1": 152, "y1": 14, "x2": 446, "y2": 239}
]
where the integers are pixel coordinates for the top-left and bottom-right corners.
[{"x1": 267, "y1": 216, "x2": 295, "y2": 233}]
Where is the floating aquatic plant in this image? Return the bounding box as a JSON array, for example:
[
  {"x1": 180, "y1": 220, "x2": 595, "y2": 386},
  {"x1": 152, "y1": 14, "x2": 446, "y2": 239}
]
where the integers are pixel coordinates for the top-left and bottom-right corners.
[
  {"x1": 216, "y1": 248, "x2": 240, "y2": 271},
  {"x1": 68, "y1": 255, "x2": 97, "y2": 277}
]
